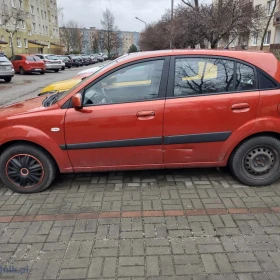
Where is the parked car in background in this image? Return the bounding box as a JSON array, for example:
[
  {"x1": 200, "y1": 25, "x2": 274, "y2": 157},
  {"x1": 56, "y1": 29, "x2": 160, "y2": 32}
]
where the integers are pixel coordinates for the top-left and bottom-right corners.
[
  {"x1": 35, "y1": 54, "x2": 63, "y2": 72},
  {"x1": 81, "y1": 55, "x2": 91, "y2": 66},
  {"x1": 102, "y1": 54, "x2": 108, "y2": 60},
  {"x1": 65, "y1": 55, "x2": 80, "y2": 67},
  {"x1": 90, "y1": 55, "x2": 98, "y2": 64},
  {"x1": 97, "y1": 53, "x2": 104, "y2": 62},
  {"x1": 58, "y1": 56, "x2": 72, "y2": 69},
  {"x1": 75, "y1": 56, "x2": 84, "y2": 66},
  {"x1": 0, "y1": 54, "x2": 14, "y2": 82},
  {"x1": 10, "y1": 54, "x2": 45, "y2": 75},
  {"x1": 39, "y1": 66, "x2": 104, "y2": 96}
]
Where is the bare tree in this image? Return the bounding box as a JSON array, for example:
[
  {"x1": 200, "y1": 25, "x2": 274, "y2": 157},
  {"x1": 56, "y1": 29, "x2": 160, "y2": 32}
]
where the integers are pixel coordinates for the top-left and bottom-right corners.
[
  {"x1": 91, "y1": 32, "x2": 99, "y2": 53},
  {"x1": 60, "y1": 20, "x2": 82, "y2": 54},
  {"x1": 260, "y1": 0, "x2": 279, "y2": 50},
  {"x1": 101, "y1": 8, "x2": 119, "y2": 57},
  {"x1": 0, "y1": 0, "x2": 26, "y2": 56}
]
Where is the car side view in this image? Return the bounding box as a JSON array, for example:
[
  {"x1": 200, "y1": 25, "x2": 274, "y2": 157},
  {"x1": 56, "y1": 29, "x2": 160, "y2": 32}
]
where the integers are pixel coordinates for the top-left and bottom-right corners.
[{"x1": 1, "y1": 49, "x2": 280, "y2": 193}]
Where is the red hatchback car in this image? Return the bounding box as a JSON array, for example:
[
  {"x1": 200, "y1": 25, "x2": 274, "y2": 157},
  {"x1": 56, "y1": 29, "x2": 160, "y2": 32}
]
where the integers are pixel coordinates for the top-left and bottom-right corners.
[
  {"x1": 1, "y1": 49, "x2": 280, "y2": 193},
  {"x1": 10, "y1": 54, "x2": 45, "y2": 75}
]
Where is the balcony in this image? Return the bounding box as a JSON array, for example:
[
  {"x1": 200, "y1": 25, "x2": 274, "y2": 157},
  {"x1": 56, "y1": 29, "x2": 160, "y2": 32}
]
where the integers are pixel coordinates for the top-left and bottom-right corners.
[{"x1": 273, "y1": 11, "x2": 280, "y2": 26}]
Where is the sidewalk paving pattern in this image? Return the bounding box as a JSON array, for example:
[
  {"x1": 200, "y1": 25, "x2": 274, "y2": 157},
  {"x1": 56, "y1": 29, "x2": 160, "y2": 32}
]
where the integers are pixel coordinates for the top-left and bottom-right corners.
[{"x1": 1, "y1": 168, "x2": 280, "y2": 279}]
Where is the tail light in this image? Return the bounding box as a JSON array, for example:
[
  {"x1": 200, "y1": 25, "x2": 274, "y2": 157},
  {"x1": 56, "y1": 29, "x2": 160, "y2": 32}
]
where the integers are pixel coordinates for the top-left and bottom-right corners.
[{"x1": 44, "y1": 59, "x2": 51, "y2": 64}]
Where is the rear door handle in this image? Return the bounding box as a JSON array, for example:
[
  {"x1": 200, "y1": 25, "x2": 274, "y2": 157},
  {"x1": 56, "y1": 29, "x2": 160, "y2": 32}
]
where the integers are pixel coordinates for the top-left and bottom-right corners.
[
  {"x1": 137, "y1": 111, "x2": 155, "y2": 117},
  {"x1": 231, "y1": 103, "x2": 250, "y2": 112}
]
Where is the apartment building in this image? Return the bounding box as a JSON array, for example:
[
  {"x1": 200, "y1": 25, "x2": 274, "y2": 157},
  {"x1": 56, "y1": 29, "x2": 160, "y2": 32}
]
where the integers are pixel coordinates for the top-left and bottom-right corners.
[
  {"x1": 60, "y1": 26, "x2": 140, "y2": 55},
  {"x1": 0, "y1": 0, "x2": 61, "y2": 57},
  {"x1": 248, "y1": 0, "x2": 278, "y2": 50}
]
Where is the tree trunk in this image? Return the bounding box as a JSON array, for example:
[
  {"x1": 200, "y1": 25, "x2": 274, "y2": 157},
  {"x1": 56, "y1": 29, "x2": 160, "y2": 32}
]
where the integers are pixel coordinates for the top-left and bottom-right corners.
[{"x1": 260, "y1": 0, "x2": 278, "y2": 50}]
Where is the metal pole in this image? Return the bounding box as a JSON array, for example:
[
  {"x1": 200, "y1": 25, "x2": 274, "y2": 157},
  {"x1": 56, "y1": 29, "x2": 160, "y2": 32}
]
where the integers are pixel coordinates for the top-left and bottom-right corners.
[
  {"x1": 135, "y1": 17, "x2": 147, "y2": 27},
  {"x1": 170, "y1": 0, "x2": 174, "y2": 49}
]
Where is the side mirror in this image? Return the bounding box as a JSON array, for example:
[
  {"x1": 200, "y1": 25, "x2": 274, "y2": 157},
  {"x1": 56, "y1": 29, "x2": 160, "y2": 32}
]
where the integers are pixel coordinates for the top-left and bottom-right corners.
[{"x1": 72, "y1": 93, "x2": 83, "y2": 110}]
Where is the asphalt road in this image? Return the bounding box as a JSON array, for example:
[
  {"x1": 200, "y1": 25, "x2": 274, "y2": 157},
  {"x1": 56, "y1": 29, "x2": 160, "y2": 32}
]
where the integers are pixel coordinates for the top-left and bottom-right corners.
[{"x1": 0, "y1": 61, "x2": 109, "y2": 106}]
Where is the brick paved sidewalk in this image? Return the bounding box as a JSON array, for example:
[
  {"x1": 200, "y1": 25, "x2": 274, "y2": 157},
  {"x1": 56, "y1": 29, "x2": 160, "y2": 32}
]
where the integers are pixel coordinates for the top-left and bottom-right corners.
[{"x1": 1, "y1": 168, "x2": 280, "y2": 279}]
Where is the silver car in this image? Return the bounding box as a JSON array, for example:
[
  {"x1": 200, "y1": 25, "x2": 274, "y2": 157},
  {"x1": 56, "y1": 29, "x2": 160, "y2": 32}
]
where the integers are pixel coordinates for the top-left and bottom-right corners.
[
  {"x1": 0, "y1": 55, "x2": 14, "y2": 83},
  {"x1": 34, "y1": 54, "x2": 63, "y2": 72}
]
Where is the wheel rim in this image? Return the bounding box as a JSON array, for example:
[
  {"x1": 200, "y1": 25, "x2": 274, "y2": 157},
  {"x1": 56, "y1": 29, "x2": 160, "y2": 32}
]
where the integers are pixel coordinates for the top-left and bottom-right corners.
[
  {"x1": 5, "y1": 154, "x2": 44, "y2": 189},
  {"x1": 242, "y1": 145, "x2": 279, "y2": 180}
]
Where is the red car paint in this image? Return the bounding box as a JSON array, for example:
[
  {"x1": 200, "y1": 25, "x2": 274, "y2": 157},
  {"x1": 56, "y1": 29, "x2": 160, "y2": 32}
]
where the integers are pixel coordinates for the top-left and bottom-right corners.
[
  {"x1": 1, "y1": 49, "x2": 280, "y2": 175},
  {"x1": 10, "y1": 54, "x2": 45, "y2": 74}
]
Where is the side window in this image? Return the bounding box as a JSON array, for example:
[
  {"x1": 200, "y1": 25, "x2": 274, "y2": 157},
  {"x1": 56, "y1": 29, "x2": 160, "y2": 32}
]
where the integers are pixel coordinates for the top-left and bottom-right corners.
[
  {"x1": 174, "y1": 58, "x2": 235, "y2": 97},
  {"x1": 236, "y1": 63, "x2": 256, "y2": 91},
  {"x1": 258, "y1": 71, "x2": 277, "y2": 89},
  {"x1": 84, "y1": 60, "x2": 164, "y2": 106}
]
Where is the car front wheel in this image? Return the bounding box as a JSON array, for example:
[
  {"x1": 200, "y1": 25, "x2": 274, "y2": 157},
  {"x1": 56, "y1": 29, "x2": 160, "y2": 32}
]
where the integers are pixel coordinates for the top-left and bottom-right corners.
[
  {"x1": 229, "y1": 136, "x2": 280, "y2": 186},
  {"x1": 0, "y1": 144, "x2": 57, "y2": 193}
]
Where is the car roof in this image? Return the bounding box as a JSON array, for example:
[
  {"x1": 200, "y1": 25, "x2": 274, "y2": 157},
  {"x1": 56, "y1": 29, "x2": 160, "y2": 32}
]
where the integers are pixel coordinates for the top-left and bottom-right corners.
[{"x1": 116, "y1": 49, "x2": 280, "y2": 83}]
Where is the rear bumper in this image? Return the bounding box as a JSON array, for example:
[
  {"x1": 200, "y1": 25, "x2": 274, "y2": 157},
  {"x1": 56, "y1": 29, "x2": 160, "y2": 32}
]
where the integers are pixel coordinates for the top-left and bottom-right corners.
[
  {"x1": 45, "y1": 64, "x2": 62, "y2": 70},
  {"x1": 0, "y1": 74, "x2": 14, "y2": 78},
  {"x1": 25, "y1": 67, "x2": 45, "y2": 73}
]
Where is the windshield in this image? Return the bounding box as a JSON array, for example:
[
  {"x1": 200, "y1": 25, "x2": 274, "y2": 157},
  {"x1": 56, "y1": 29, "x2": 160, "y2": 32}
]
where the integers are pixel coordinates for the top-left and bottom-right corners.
[
  {"x1": 46, "y1": 55, "x2": 58, "y2": 60},
  {"x1": 27, "y1": 56, "x2": 41, "y2": 61},
  {"x1": 44, "y1": 58, "x2": 127, "y2": 107}
]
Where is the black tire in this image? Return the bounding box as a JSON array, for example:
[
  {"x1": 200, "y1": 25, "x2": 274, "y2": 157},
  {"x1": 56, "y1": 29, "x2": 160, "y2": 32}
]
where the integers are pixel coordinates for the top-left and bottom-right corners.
[
  {"x1": 62, "y1": 67, "x2": 65, "y2": 71},
  {"x1": 229, "y1": 136, "x2": 280, "y2": 186},
  {"x1": 40, "y1": 71, "x2": 45, "y2": 75},
  {"x1": 0, "y1": 144, "x2": 57, "y2": 193},
  {"x1": 4, "y1": 77, "x2": 12, "y2": 82},
  {"x1": 54, "y1": 69, "x2": 59, "y2": 73},
  {"x1": 19, "y1": 66, "x2": 25, "y2": 75}
]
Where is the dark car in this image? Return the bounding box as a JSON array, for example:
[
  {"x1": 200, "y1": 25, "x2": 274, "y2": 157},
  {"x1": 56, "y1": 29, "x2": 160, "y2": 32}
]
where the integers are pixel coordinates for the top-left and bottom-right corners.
[
  {"x1": 59, "y1": 56, "x2": 72, "y2": 69},
  {"x1": 90, "y1": 55, "x2": 98, "y2": 64},
  {"x1": 81, "y1": 56, "x2": 91, "y2": 66},
  {"x1": 65, "y1": 55, "x2": 81, "y2": 67}
]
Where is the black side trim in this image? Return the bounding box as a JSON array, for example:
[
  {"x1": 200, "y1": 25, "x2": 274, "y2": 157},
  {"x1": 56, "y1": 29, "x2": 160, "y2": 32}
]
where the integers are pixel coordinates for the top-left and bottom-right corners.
[
  {"x1": 61, "y1": 137, "x2": 162, "y2": 150},
  {"x1": 164, "y1": 132, "x2": 232, "y2": 145}
]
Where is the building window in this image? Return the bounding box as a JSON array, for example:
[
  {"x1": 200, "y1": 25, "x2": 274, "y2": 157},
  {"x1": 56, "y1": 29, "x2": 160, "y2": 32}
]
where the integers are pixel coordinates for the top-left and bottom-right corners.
[
  {"x1": 24, "y1": 38, "x2": 27, "y2": 48},
  {"x1": 28, "y1": 30, "x2": 31, "y2": 36},
  {"x1": 16, "y1": 37, "x2": 21, "y2": 47},
  {"x1": 253, "y1": 33, "x2": 258, "y2": 45},
  {"x1": 11, "y1": 0, "x2": 15, "y2": 8},
  {"x1": 30, "y1": 5, "x2": 34, "y2": 15},
  {"x1": 264, "y1": 30, "x2": 271, "y2": 44},
  {"x1": 46, "y1": 26, "x2": 48, "y2": 34},
  {"x1": 32, "y1": 22, "x2": 36, "y2": 32},
  {"x1": 20, "y1": 20, "x2": 25, "y2": 29},
  {"x1": 52, "y1": 15, "x2": 54, "y2": 22},
  {"x1": 267, "y1": 0, "x2": 275, "y2": 16},
  {"x1": 41, "y1": 10, "x2": 43, "y2": 18},
  {"x1": 18, "y1": 0, "x2": 23, "y2": 9},
  {"x1": 44, "y1": 11, "x2": 47, "y2": 19}
]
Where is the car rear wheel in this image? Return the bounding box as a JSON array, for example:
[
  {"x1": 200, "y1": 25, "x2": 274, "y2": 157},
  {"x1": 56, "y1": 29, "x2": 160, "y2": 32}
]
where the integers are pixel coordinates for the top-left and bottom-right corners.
[
  {"x1": 0, "y1": 144, "x2": 57, "y2": 193},
  {"x1": 4, "y1": 77, "x2": 12, "y2": 82},
  {"x1": 19, "y1": 66, "x2": 25, "y2": 75},
  {"x1": 229, "y1": 136, "x2": 280, "y2": 186},
  {"x1": 40, "y1": 71, "x2": 45, "y2": 75},
  {"x1": 54, "y1": 69, "x2": 59, "y2": 72},
  {"x1": 62, "y1": 67, "x2": 65, "y2": 71}
]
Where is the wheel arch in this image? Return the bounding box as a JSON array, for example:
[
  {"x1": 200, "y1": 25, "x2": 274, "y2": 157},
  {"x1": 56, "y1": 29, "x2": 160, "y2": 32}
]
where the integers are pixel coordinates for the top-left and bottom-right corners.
[
  {"x1": 0, "y1": 140, "x2": 59, "y2": 171},
  {"x1": 227, "y1": 131, "x2": 280, "y2": 165}
]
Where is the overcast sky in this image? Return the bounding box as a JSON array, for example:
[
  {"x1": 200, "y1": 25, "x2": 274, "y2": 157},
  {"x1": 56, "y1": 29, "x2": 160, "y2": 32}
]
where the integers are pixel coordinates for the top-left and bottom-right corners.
[{"x1": 57, "y1": 0, "x2": 201, "y2": 32}]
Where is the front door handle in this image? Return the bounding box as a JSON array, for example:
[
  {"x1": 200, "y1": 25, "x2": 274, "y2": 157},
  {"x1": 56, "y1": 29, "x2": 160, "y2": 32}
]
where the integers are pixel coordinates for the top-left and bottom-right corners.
[
  {"x1": 231, "y1": 103, "x2": 250, "y2": 112},
  {"x1": 137, "y1": 111, "x2": 155, "y2": 117}
]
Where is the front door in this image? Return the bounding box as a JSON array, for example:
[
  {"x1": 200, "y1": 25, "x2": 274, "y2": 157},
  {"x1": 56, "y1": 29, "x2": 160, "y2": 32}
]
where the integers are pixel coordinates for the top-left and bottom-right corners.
[
  {"x1": 163, "y1": 56, "x2": 260, "y2": 164},
  {"x1": 64, "y1": 58, "x2": 168, "y2": 170}
]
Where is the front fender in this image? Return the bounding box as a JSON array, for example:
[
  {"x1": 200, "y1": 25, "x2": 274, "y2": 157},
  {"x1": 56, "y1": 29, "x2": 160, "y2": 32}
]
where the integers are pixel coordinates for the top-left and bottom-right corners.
[{"x1": 0, "y1": 125, "x2": 73, "y2": 172}]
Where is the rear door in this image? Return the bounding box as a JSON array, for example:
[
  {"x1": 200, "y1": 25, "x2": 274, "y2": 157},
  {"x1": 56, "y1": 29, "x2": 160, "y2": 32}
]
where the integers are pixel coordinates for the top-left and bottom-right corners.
[{"x1": 163, "y1": 56, "x2": 260, "y2": 165}]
